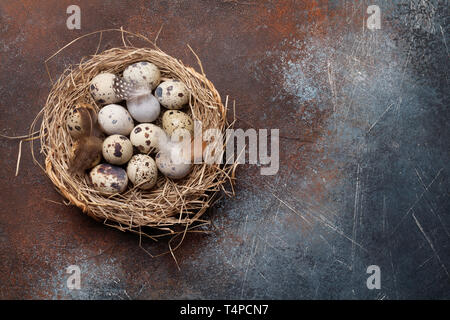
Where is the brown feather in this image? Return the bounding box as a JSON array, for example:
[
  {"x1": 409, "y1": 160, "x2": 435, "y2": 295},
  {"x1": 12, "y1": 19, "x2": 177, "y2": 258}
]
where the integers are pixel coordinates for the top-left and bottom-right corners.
[
  {"x1": 69, "y1": 136, "x2": 102, "y2": 175},
  {"x1": 68, "y1": 105, "x2": 103, "y2": 175}
]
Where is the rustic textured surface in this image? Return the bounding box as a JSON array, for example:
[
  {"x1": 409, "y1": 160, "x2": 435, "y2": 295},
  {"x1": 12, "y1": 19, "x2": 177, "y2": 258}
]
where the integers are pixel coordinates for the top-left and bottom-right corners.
[{"x1": 0, "y1": 0, "x2": 449, "y2": 299}]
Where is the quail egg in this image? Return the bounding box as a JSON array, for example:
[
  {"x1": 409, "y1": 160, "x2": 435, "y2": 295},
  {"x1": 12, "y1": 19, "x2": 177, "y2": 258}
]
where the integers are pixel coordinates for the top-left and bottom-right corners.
[
  {"x1": 89, "y1": 163, "x2": 128, "y2": 195},
  {"x1": 66, "y1": 107, "x2": 85, "y2": 139},
  {"x1": 66, "y1": 103, "x2": 98, "y2": 139},
  {"x1": 98, "y1": 104, "x2": 134, "y2": 136},
  {"x1": 90, "y1": 73, "x2": 121, "y2": 104},
  {"x1": 126, "y1": 154, "x2": 158, "y2": 190},
  {"x1": 127, "y1": 93, "x2": 160, "y2": 123},
  {"x1": 155, "y1": 80, "x2": 190, "y2": 109},
  {"x1": 171, "y1": 127, "x2": 194, "y2": 143},
  {"x1": 130, "y1": 123, "x2": 166, "y2": 154},
  {"x1": 161, "y1": 110, "x2": 194, "y2": 137},
  {"x1": 155, "y1": 149, "x2": 192, "y2": 180},
  {"x1": 123, "y1": 61, "x2": 161, "y2": 90},
  {"x1": 102, "y1": 134, "x2": 133, "y2": 165}
]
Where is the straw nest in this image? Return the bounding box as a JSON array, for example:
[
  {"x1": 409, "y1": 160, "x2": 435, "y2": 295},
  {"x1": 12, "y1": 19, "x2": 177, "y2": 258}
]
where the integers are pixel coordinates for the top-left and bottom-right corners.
[{"x1": 33, "y1": 32, "x2": 236, "y2": 243}]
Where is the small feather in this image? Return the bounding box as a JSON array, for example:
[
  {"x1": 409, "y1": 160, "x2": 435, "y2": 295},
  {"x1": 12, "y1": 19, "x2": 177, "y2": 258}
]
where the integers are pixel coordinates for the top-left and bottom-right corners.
[
  {"x1": 69, "y1": 136, "x2": 102, "y2": 175},
  {"x1": 68, "y1": 104, "x2": 103, "y2": 175},
  {"x1": 113, "y1": 77, "x2": 151, "y2": 100}
]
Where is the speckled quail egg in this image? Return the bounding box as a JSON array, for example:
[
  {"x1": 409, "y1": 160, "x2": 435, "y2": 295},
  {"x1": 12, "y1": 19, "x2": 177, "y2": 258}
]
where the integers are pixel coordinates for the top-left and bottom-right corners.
[
  {"x1": 66, "y1": 103, "x2": 98, "y2": 139},
  {"x1": 155, "y1": 80, "x2": 190, "y2": 109},
  {"x1": 126, "y1": 154, "x2": 158, "y2": 190},
  {"x1": 127, "y1": 93, "x2": 160, "y2": 123},
  {"x1": 89, "y1": 163, "x2": 128, "y2": 195},
  {"x1": 102, "y1": 135, "x2": 133, "y2": 165},
  {"x1": 98, "y1": 104, "x2": 134, "y2": 136},
  {"x1": 130, "y1": 123, "x2": 165, "y2": 154},
  {"x1": 90, "y1": 73, "x2": 121, "y2": 104},
  {"x1": 171, "y1": 127, "x2": 194, "y2": 143},
  {"x1": 162, "y1": 110, "x2": 194, "y2": 137},
  {"x1": 155, "y1": 149, "x2": 192, "y2": 180},
  {"x1": 123, "y1": 61, "x2": 161, "y2": 90},
  {"x1": 66, "y1": 107, "x2": 85, "y2": 139}
]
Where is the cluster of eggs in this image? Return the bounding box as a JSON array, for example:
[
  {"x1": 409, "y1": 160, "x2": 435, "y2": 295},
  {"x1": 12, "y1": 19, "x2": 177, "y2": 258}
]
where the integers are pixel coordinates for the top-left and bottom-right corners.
[{"x1": 67, "y1": 61, "x2": 195, "y2": 195}]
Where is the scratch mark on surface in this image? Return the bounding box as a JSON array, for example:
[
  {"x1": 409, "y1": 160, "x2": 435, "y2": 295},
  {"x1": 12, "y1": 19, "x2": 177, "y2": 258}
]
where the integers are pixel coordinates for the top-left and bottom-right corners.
[
  {"x1": 367, "y1": 102, "x2": 394, "y2": 133},
  {"x1": 270, "y1": 231, "x2": 289, "y2": 247},
  {"x1": 327, "y1": 59, "x2": 337, "y2": 113},
  {"x1": 394, "y1": 43, "x2": 412, "y2": 116},
  {"x1": 440, "y1": 25, "x2": 449, "y2": 57},
  {"x1": 319, "y1": 235, "x2": 335, "y2": 254},
  {"x1": 256, "y1": 235, "x2": 293, "y2": 260},
  {"x1": 123, "y1": 290, "x2": 131, "y2": 300},
  {"x1": 415, "y1": 168, "x2": 450, "y2": 237},
  {"x1": 415, "y1": 168, "x2": 427, "y2": 189},
  {"x1": 272, "y1": 193, "x2": 312, "y2": 226},
  {"x1": 417, "y1": 256, "x2": 433, "y2": 270},
  {"x1": 412, "y1": 212, "x2": 450, "y2": 280},
  {"x1": 429, "y1": 206, "x2": 450, "y2": 238},
  {"x1": 271, "y1": 188, "x2": 367, "y2": 252},
  {"x1": 377, "y1": 292, "x2": 387, "y2": 300},
  {"x1": 416, "y1": 168, "x2": 450, "y2": 237},
  {"x1": 391, "y1": 168, "x2": 443, "y2": 236},
  {"x1": 315, "y1": 212, "x2": 367, "y2": 252},
  {"x1": 351, "y1": 164, "x2": 361, "y2": 271},
  {"x1": 242, "y1": 214, "x2": 249, "y2": 240},
  {"x1": 240, "y1": 237, "x2": 258, "y2": 299},
  {"x1": 382, "y1": 195, "x2": 387, "y2": 234},
  {"x1": 335, "y1": 259, "x2": 352, "y2": 270}
]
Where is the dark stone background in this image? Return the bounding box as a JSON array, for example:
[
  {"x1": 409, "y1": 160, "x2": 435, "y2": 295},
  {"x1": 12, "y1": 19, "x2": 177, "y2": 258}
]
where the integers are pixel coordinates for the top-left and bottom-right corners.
[{"x1": 0, "y1": 0, "x2": 448, "y2": 299}]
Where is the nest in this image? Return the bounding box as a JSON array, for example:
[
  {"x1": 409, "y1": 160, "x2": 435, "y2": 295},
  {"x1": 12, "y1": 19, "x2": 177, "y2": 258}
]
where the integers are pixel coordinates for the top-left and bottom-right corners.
[{"x1": 32, "y1": 31, "x2": 236, "y2": 245}]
